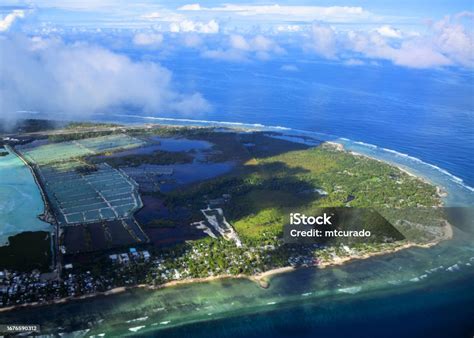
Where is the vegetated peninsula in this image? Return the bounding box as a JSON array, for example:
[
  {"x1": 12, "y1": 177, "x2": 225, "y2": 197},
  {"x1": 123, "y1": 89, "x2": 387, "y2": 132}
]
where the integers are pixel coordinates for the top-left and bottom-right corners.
[{"x1": 0, "y1": 119, "x2": 451, "y2": 310}]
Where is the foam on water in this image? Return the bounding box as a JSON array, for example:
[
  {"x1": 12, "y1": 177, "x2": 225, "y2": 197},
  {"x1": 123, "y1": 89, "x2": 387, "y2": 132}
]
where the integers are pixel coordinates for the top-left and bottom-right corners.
[
  {"x1": 335, "y1": 137, "x2": 474, "y2": 200},
  {"x1": 338, "y1": 286, "x2": 362, "y2": 294},
  {"x1": 126, "y1": 316, "x2": 148, "y2": 323},
  {"x1": 113, "y1": 113, "x2": 290, "y2": 131},
  {"x1": 128, "y1": 325, "x2": 145, "y2": 332},
  {"x1": 107, "y1": 114, "x2": 474, "y2": 201},
  {"x1": 28, "y1": 111, "x2": 472, "y2": 205},
  {"x1": 354, "y1": 141, "x2": 377, "y2": 149}
]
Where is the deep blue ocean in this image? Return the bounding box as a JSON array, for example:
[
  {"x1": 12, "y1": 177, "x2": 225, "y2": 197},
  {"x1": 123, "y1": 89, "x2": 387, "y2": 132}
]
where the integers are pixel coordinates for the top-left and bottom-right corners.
[
  {"x1": 152, "y1": 272, "x2": 474, "y2": 338},
  {"x1": 154, "y1": 53, "x2": 473, "y2": 189}
]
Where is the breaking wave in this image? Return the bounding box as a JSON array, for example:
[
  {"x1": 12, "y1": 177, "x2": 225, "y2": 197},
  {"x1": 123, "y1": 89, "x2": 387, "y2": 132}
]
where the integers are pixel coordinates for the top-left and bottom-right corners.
[
  {"x1": 338, "y1": 286, "x2": 362, "y2": 294},
  {"x1": 110, "y1": 114, "x2": 474, "y2": 195}
]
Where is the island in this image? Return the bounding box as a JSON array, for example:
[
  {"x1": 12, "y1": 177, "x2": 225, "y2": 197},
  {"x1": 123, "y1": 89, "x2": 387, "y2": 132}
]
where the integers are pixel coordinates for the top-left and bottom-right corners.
[{"x1": 0, "y1": 119, "x2": 451, "y2": 311}]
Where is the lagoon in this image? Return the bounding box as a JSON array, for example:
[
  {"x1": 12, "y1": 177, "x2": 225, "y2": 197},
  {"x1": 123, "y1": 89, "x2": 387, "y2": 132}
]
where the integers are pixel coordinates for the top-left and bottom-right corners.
[{"x1": 0, "y1": 146, "x2": 51, "y2": 246}]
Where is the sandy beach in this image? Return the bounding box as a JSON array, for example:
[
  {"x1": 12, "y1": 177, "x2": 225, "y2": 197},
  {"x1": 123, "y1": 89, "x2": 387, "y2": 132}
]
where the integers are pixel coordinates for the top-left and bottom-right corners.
[{"x1": 0, "y1": 219, "x2": 453, "y2": 314}]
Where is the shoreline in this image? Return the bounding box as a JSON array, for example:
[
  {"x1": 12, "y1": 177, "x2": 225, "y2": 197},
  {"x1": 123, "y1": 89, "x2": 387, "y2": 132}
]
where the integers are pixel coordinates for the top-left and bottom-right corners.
[
  {"x1": 6, "y1": 145, "x2": 60, "y2": 272},
  {"x1": 349, "y1": 152, "x2": 448, "y2": 203},
  {"x1": 341, "y1": 147, "x2": 447, "y2": 201},
  {"x1": 0, "y1": 222, "x2": 452, "y2": 314}
]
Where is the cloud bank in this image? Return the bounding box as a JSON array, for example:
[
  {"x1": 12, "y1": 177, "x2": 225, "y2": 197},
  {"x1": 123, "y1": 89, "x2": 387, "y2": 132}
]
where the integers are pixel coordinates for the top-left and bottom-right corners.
[
  {"x1": 177, "y1": 4, "x2": 373, "y2": 23},
  {"x1": 132, "y1": 32, "x2": 163, "y2": 47},
  {"x1": 0, "y1": 35, "x2": 211, "y2": 120},
  {"x1": 202, "y1": 34, "x2": 284, "y2": 61},
  {"x1": 169, "y1": 19, "x2": 219, "y2": 34},
  {"x1": 305, "y1": 14, "x2": 474, "y2": 69}
]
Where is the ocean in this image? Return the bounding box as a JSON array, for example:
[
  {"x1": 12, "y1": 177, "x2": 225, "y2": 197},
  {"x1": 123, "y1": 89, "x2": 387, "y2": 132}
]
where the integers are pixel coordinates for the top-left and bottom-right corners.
[{"x1": 158, "y1": 54, "x2": 474, "y2": 190}]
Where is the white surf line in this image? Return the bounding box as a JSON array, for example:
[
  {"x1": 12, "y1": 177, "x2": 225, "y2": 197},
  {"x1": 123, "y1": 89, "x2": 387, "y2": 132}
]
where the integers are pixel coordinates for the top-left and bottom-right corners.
[
  {"x1": 113, "y1": 114, "x2": 474, "y2": 194},
  {"x1": 344, "y1": 139, "x2": 474, "y2": 193},
  {"x1": 103, "y1": 114, "x2": 474, "y2": 197},
  {"x1": 112, "y1": 113, "x2": 285, "y2": 130},
  {"x1": 128, "y1": 325, "x2": 145, "y2": 333}
]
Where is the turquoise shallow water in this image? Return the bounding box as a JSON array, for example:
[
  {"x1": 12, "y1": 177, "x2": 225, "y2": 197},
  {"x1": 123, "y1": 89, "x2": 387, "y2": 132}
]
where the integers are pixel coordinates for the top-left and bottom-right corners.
[
  {"x1": 0, "y1": 147, "x2": 51, "y2": 245},
  {"x1": 3, "y1": 223, "x2": 473, "y2": 337}
]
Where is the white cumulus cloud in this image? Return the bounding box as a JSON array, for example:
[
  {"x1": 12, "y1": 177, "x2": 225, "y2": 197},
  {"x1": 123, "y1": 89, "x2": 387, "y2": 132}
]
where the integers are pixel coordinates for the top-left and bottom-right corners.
[
  {"x1": 182, "y1": 33, "x2": 203, "y2": 47},
  {"x1": 178, "y1": 4, "x2": 202, "y2": 11},
  {"x1": 0, "y1": 35, "x2": 211, "y2": 119},
  {"x1": 0, "y1": 9, "x2": 25, "y2": 32},
  {"x1": 376, "y1": 25, "x2": 402, "y2": 38},
  {"x1": 132, "y1": 32, "x2": 164, "y2": 47},
  {"x1": 308, "y1": 23, "x2": 339, "y2": 59},
  {"x1": 203, "y1": 34, "x2": 284, "y2": 62},
  {"x1": 305, "y1": 13, "x2": 473, "y2": 69},
  {"x1": 169, "y1": 19, "x2": 219, "y2": 34},
  {"x1": 432, "y1": 14, "x2": 474, "y2": 67}
]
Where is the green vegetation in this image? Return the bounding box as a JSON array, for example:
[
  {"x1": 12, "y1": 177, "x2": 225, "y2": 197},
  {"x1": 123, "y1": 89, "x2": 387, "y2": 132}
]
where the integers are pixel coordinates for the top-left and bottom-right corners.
[
  {"x1": 65, "y1": 122, "x2": 120, "y2": 129},
  {"x1": 91, "y1": 150, "x2": 193, "y2": 167},
  {"x1": 164, "y1": 142, "x2": 440, "y2": 243},
  {"x1": 48, "y1": 130, "x2": 118, "y2": 142}
]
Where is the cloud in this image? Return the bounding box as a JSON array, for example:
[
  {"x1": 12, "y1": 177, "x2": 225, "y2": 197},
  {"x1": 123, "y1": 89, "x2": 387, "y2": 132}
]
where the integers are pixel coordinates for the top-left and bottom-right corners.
[
  {"x1": 280, "y1": 64, "x2": 299, "y2": 72},
  {"x1": 177, "y1": 4, "x2": 373, "y2": 23},
  {"x1": 178, "y1": 4, "x2": 202, "y2": 11},
  {"x1": 0, "y1": 35, "x2": 211, "y2": 120},
  {"x1": 229, "y1": 34, "x2": 250, "y2": 50},
  {"x1": 141, "y1": 12, "x2": 164, "y2": 20},
  {"x1": 308, "y1": 23, "x2": 338, "y2": 59},
  {"x1": 201, "y1": 48, "x2": 248, "y2": 62},
  {"x1": 345, "y1": 29, "x2": 453, "y2": 68},
  {"x1": 305, "y1": 14, "x2": 473, "y2": 69},
  {"x1": 389, "y1": 41, "x2": 452, "y2": 68},
  {"x1": 432, "y1": 14, "x2": 474, "y2": 67},
  {"x1": 182, "y1": 33, "x2": 202, "y2": 48},
  {"x1": 169, "y1": 19, "x2": 219, "y2": 34},
  {"x1": 276, "y1": 25, "x2": 302, "y2": 33},
  {"x1": 0, "y1": 9, "x2": 25, "y2": 32},
  {"x1": 376, "y1": 25, "x2": 402, "y2": 38},
  {"x1": 343, "y1": 59, "x2": 365, "y2": 66},
  {"x1": 203, "y1": 34, "x2": 284, "y2": 62},
  {"x1": 132, "y1": 32, "x2": 163, "y2": 47}
]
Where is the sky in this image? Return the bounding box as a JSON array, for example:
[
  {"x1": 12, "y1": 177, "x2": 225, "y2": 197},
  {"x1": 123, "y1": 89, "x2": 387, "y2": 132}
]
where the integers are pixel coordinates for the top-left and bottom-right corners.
[{"x1": 0, "y1": 1, "x2": 473, "y2": 119}]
